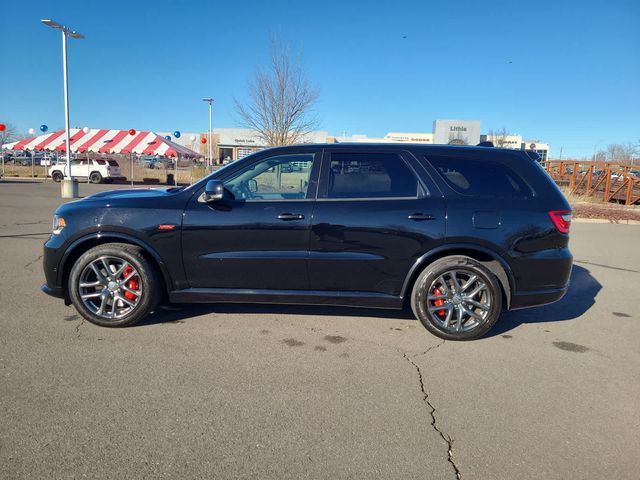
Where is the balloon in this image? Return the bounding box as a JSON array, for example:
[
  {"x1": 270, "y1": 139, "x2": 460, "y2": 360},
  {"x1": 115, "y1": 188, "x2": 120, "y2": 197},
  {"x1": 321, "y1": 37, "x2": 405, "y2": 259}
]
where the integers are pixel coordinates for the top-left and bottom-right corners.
[
  {"x1": 128, "y1": 128, "x2": 136, "y2": 136},
  {"x1": 189, "y1": 135, "x2": 196, "y2": 141},
  {"x1": 173, "y1": 131, "x2": 181, "y2": 138},
  {"x1": 82, "y1": 127, "x2": 90, "y2": 134},
  {"x1": 0, "y1": 124, "x2": 6, "y2": 132},
  {"x1": 164, "y1": 135, "x2": 171, "y2": 141},
  {"x1": 200, "y1": 137, "x2": 207, "y2": 144},
  {"x1": 40, "y1": 124, "x2": 48, "y2": 133},
  {"x1": 28, "y1": 128, "x2": 36, "y2": 135}
]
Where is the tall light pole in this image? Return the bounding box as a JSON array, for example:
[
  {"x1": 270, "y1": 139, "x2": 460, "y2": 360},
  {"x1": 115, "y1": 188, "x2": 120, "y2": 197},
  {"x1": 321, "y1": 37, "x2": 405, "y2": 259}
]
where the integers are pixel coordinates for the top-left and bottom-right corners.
[
  {"x1": 592, "y1": 139, "x2": 604, "y2": 162},
  {"x1": 202, "y1": 97, "x2": 213, "y2": 168},
  {"x1": 41, "y1": 19, "x2": 84, "y2": 198}
]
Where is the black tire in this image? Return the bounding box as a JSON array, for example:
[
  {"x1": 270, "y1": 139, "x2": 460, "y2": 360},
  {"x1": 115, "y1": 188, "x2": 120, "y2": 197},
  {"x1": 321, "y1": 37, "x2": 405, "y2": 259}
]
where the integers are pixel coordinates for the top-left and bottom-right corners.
[
  {"x1": 68, "y1": 243, "x2": 162, "y2": 327},
  {"x1": 89, "y1": 171, "x2": 103, "y2": 184},
  {"x1": 411, "y1": 255, "x2": 503, "y2": 341},
  {"x1": 52, "y1": 171, "x2": 64, "y2": 182}
]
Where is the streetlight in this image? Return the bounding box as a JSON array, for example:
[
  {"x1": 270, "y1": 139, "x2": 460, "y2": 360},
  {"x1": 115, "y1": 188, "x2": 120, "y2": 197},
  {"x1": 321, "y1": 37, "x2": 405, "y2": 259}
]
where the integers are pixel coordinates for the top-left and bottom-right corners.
[
  {"x1": 202, "y1": 97, "x2": 213, "y2": 168},
  {"x1": 41, "y1": 19, "x2": 84, "y2": 198},
  {"x1": 592, "y1": 139, "x2": 604, "y2": 162}
]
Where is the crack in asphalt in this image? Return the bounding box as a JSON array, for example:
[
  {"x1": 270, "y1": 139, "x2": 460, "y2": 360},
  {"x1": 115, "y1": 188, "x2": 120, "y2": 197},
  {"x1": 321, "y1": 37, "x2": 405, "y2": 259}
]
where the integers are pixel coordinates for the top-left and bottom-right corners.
[
  {"x1": 411, "y1": 340, "x2": 445, "y2": 358},
  {"x1": 402, "y1": 343, "x2": 461, "y2": 480},
  {"x1": 24, "y1": 254, "x2": 43, "y2": 269},
  {"x1": 75, "y1": 318, "x2": 85, "y2": 338}
]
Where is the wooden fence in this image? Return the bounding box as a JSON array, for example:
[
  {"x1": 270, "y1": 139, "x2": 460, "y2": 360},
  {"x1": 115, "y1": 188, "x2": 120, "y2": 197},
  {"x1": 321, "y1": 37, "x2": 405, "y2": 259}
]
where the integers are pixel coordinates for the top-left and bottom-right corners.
[{"x1": 543, "y1": 161, "x2": 640, "y2": 205}]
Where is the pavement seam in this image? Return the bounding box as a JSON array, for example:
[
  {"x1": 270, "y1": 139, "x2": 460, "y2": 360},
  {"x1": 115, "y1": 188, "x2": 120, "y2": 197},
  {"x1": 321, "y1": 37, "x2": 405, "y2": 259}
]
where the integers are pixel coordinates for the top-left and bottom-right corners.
[
  {"x1": 24, "y1": 254, "x2": 43, "y2": 269},
  {"x1": 401, "y1": 342, "x2": 462, "y2": 480}
]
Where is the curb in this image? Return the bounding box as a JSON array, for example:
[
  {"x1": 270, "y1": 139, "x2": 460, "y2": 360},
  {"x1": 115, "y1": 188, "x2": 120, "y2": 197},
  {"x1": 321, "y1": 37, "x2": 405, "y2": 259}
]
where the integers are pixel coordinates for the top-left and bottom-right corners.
[{"x1": 573, "y1": 218, "x2": 640, "y2": 225}]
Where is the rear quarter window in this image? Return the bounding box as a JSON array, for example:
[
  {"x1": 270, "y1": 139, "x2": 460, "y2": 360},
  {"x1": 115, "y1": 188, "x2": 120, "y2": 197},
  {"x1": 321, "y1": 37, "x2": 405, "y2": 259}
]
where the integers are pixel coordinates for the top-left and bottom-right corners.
[{"x1": 425, "y1": 155, "x2": 534, "y2": 199}]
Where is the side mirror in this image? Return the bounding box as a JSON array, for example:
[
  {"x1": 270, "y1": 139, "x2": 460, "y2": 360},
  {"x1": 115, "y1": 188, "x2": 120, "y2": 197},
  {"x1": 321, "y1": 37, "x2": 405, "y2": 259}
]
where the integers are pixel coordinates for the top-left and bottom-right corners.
[
  {"x1": 204, "y1": 179, "x2": 225, "y2": 202},
  {"x1": 247, "y1": 179, "x2": 258, "y2": 193}
]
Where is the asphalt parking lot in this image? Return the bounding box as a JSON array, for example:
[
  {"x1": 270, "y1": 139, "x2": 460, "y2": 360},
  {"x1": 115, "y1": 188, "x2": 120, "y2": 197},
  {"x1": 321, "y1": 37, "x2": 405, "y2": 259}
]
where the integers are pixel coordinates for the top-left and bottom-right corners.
[{"x1": 1, "y1": 179, "x2": 639, "y2": 479}]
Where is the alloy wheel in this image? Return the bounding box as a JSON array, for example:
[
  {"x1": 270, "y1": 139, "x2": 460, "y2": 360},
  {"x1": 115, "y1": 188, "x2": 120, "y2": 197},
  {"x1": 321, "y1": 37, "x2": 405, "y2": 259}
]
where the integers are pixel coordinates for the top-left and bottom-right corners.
[
  {"x1": 77, "y1": 256, "x2": 142, "y2": 320},
  {"x1": 426, "y1": 269, "x2": 492, "y2": 333}
]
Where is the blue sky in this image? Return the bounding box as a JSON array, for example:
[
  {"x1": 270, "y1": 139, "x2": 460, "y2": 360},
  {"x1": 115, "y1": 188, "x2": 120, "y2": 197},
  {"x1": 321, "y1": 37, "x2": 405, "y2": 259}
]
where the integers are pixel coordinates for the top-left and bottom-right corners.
[{"x1": 1, "y1": 0, "x2": 638, "y2": 157}]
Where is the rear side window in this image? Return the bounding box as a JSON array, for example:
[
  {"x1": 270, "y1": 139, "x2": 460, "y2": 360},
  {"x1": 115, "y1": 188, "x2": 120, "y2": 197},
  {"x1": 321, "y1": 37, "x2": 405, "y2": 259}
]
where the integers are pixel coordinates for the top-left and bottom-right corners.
[
  {"x1": 425, "y1": 155, "x2": 534, "y2": 198},
  {"x1": 108, "y1": 160, "x2": 119, "y2": 166},
  {"x1": 326, "y1": 152, "x2": 419, "y2": 199}
]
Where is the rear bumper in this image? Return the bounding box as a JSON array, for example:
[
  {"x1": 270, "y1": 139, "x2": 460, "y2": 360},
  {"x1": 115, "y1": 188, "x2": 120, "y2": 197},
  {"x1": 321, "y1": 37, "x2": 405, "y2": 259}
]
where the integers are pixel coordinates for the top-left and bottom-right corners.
[{"x1": 509, "y1": 285, "x2": 568, "y2": 310}]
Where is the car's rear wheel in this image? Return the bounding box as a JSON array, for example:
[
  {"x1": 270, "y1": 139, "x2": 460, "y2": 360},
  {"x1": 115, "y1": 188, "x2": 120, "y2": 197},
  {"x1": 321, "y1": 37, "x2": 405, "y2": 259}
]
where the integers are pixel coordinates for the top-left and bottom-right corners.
[
  {"x1": 411, "y1": 255, "x2": 502, "y2": 340},
  {"x1": 89, "y1": 171, "x2": 103, "y2": 184},
  {"x1": 51, "y1": 171, "x2": 64, "y2": 182},
  {"x1": 68, "y1": 243, "x2": 161, "y2": 327}
]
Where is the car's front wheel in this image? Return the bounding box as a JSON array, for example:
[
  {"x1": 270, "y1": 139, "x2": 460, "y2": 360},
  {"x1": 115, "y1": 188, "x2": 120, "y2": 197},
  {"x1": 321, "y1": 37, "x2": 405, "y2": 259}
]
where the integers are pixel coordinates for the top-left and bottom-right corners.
[
  {"x1": 51, "y1": 171, "x2": 64, "y2": 182},
  {"x1": 68, "y1": 243, "x2": 161, "y2": 327},
  {"x1": 411, "y1": 255, "x2": 503, "y2": 340}
]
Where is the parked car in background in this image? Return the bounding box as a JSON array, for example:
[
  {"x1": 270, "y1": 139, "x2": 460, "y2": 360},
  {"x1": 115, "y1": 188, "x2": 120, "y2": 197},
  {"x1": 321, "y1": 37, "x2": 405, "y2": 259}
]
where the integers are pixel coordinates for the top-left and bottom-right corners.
[
  {"x1": 49, "y1": 158, "x2": 124, "y2": 184},
  {"x1": 140, "y1": 155, "x2": 162, "y2": 169},
  {"x1": 42, "y1": 144, "x2": 573, "y2": 340}
]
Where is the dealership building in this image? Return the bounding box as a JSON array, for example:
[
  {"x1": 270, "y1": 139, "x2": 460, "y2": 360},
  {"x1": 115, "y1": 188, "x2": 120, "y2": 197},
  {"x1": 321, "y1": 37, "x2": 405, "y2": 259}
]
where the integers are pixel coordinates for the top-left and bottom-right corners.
[{"x1": 162, "y1": 119, "x2": 549, "y2": 162}]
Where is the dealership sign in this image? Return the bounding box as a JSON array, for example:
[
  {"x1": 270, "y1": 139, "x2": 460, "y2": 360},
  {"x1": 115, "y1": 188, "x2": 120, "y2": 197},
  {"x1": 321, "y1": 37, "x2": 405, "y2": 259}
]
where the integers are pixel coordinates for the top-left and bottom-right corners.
[{"x1": 433, "y1": 119, "x2": 481, "y2": 145}]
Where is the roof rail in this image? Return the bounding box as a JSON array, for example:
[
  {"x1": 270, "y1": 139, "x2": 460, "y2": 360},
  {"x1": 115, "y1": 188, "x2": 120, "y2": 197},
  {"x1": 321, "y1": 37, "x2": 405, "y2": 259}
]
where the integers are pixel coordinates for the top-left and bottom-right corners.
[{"x1": 477, "y1": 141, "x2": 494, "y2": 147}]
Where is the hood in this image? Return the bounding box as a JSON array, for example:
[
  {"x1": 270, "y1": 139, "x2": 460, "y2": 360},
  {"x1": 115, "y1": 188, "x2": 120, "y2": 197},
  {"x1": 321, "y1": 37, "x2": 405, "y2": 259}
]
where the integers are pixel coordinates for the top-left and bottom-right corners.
[{"x1": 84, "y1": 187, "x2": 181, "y2": 201}]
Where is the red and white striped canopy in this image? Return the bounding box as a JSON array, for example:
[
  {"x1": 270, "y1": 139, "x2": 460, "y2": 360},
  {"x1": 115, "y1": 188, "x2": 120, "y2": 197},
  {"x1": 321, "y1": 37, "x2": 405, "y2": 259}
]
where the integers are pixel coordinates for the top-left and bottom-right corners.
[{"x1": 2, "y1": 128, "x2": 201, "y2": 158}]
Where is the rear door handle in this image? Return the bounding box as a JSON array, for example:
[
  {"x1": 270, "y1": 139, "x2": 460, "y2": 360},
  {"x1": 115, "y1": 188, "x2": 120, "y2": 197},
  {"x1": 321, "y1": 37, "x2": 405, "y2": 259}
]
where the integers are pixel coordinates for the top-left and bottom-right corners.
[
  {"x1": 408, "y1": 213, "x2": 435, "y2": 221},
  {"x1": 277, "y1": 213, "x2": 305, "y2": 221}
]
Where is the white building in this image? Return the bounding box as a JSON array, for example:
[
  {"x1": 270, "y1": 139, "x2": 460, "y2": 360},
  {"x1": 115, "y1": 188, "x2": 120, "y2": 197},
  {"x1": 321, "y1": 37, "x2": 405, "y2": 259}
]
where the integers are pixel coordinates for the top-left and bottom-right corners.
[{"x1": 161, "y1": 120, "x2": 549, "y2": 162}]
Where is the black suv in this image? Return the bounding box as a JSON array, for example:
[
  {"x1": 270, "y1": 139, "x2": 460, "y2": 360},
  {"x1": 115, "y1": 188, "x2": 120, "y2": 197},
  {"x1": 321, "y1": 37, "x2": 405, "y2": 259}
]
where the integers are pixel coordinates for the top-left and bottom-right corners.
[{"x1": 42, "y1": 144, "x2": 572, "y2": 340}]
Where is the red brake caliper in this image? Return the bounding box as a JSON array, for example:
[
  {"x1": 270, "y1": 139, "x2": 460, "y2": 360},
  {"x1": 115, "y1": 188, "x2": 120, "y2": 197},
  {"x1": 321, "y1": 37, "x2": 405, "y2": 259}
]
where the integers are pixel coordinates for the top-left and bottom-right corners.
[
  {"x1": 122, "y1": 266, "x2": 139, "y2": 301},
  {"x1": 432, "y1": 287, "x2": 446, "y2": 317}
]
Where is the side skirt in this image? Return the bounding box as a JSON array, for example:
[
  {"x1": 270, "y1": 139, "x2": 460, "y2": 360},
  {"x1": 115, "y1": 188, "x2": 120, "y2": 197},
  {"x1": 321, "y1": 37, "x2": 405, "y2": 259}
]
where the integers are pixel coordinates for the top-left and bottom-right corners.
[{"x1": 169, "y1": 288, "x2": 404, "y2": 310}]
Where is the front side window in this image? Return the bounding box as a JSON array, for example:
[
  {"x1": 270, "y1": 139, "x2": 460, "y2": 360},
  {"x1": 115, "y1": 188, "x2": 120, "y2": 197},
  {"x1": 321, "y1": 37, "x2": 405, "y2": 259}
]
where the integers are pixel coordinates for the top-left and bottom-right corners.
[
  {"x1": 325, "y1": 152, "x2": 419, "y2": 199},
  {"x1": 426, "y1": 155, "x2": 534, "y2": 198},
  {"x1": 224, "y1": 153, "x2": 316, "y2": 200}
]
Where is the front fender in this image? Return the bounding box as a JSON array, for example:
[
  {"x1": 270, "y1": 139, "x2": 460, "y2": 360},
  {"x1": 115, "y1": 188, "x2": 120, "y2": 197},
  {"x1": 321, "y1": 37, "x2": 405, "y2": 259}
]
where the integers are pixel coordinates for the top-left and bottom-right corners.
[{"x1": 57, "y1": 231, "x2": 176, "y2": 294}]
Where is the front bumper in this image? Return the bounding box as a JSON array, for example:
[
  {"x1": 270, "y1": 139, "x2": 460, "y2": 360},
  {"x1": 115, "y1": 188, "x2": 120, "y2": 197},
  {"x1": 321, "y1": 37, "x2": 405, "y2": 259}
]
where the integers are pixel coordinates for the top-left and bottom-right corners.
[{"x1": 41, "y1": 283, "x2": 65, "y2": 299}]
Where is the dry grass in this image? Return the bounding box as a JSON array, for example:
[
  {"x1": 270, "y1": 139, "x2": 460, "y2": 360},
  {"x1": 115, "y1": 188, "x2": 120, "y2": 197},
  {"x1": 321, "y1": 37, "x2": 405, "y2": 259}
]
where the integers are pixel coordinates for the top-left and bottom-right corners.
[
  {"x1": 558, "y1": 187, "x2": 640, "y2": 221},
  {"x1": 558, "y1": 186, "x2": 603, "y2": 205}
]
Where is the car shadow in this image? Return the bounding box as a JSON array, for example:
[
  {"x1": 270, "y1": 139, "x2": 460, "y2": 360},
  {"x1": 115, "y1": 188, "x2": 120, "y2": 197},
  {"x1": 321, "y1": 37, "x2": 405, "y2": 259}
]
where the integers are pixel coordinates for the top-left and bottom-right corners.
[
  {"x1": 486, "y1": 265, "x2": 601, "y2": 336},
  {"x1": 138, "y1": 265, "x2": 601, "y2": 335}
]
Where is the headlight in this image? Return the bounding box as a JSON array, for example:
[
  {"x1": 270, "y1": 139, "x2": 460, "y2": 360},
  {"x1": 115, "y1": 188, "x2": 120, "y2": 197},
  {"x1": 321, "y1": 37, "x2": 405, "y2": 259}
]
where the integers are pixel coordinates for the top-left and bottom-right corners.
[{"x1": 52, "y1": 215, "x2": 66, "y2": 235}]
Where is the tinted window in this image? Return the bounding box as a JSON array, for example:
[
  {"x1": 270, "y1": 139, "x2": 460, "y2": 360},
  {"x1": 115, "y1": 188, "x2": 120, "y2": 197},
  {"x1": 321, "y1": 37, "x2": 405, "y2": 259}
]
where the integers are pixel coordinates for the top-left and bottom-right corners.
[
  {"x1": 327, "y1": 152, "x2": 418, "y2": 199},
  {"x1": 426, "y1": 155, "x2": 534, "y2": 198}
]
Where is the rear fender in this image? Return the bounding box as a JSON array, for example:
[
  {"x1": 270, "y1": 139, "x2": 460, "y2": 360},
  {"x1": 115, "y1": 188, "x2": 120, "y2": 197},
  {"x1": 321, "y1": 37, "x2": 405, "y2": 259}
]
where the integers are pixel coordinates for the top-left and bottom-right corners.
[{"x1": 401, "y1": 243, "x2": 514, "y2": 308}]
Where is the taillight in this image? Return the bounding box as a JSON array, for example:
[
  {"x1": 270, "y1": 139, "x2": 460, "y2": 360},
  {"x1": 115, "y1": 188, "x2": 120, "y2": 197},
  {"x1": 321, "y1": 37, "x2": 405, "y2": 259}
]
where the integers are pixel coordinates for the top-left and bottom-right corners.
[{"x1": 549, "y1": 210, "x2": 571, "y2": 234}]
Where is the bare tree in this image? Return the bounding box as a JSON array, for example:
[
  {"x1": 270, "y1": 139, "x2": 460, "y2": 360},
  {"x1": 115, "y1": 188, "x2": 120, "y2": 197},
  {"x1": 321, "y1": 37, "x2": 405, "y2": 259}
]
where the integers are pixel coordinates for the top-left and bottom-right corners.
[
  {"x1": 486, "y1": 128, "x2": 511, "y2": 148},
  {"x1": 235, "y1": 37, "x2": 319, "y2": 147},
  {"x1": 0, "y1": 122, "x2": 19, "y2": 147},
  {"x1": 595, "y1": 143, "x2": 639, "y2": 165}
]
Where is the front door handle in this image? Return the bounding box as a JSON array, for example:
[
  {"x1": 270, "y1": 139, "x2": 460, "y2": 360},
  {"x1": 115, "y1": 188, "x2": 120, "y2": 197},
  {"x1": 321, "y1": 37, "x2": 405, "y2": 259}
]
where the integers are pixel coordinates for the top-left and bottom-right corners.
[
  {"x1": 277, "y1": 213, "x2": 305, "y2": 221},
  {"x1": 408, "y1": 213, "x2": 435, "y2": 221}
]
